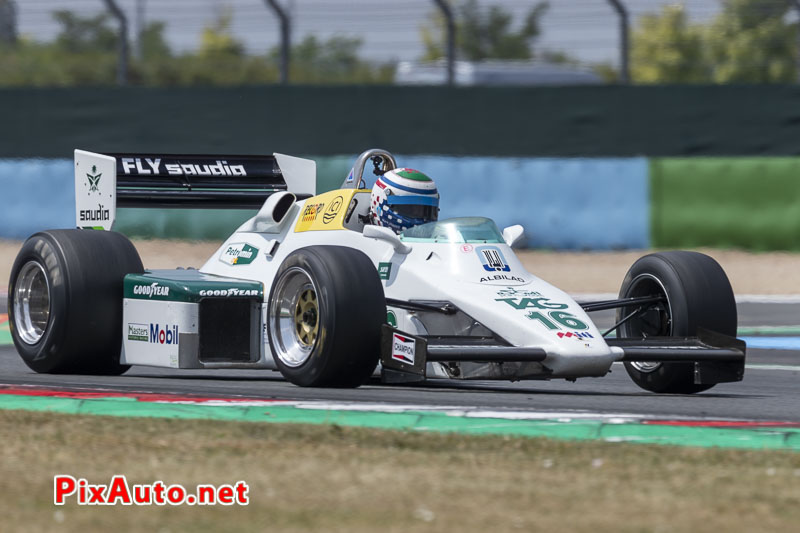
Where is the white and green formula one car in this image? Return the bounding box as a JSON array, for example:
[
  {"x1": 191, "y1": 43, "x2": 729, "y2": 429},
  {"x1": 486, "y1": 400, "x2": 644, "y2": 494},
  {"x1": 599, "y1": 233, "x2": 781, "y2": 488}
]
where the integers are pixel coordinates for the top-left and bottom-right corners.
[{"x1": 7, "y1": 149, "x2": 745, "y2": 393}]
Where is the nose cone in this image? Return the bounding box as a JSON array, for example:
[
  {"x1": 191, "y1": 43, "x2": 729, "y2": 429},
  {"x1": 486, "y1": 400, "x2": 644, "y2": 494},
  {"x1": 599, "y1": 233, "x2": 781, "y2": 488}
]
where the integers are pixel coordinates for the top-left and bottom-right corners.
[
  {"x1": 445, "y1": 243, "x2": 531, "y2": 286},
  {"x1": 383, "y1": 242, "x2": 617, "y2": 380}
]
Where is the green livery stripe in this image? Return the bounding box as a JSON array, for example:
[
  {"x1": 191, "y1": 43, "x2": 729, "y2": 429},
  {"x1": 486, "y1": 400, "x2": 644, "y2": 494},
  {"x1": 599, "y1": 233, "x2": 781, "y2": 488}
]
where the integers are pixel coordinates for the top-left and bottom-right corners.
[{"x1": 124, "y1": 270, "x2": 263, "y2": 303}]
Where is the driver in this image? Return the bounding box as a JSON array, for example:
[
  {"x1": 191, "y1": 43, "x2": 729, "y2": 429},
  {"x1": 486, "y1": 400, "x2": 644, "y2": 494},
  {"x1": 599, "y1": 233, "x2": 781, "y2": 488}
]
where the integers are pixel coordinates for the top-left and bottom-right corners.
[{"x1": 369, "y1": 167, "x2": 440, "y2": 233}]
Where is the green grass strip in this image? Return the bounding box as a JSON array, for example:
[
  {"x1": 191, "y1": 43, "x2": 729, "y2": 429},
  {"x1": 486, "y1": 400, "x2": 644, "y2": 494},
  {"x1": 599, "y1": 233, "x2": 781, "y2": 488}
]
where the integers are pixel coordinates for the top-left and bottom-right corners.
[{"x1": 0, "y1": 394, "x2": 797, "y2": 451}]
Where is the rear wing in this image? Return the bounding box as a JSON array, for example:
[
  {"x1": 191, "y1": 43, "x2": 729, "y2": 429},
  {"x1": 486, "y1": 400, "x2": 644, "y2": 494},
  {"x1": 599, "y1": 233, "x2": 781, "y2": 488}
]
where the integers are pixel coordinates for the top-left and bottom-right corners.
[{"x1": 74, "y1": 149, "x2": 316, "y2": 230}]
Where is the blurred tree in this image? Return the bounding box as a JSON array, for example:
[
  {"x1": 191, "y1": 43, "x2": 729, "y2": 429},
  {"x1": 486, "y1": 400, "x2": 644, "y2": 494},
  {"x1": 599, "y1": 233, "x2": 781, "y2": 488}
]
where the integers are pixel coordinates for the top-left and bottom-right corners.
[
  {"x1": 198, "y1": 10, "x2": 244, "y2": 58},
  {"x1": 292, "y1": 36, "x2": 360, "y2": 72},
  {"x1": 133, "y1": 21, "x2": 183, "y2": 85},
  {"x1": 282, "y1": 35, "x2": 394, "y2": 83},
  {"x1": 707, "y1": 0, "x2": 795, "y2": 83},
  {"x1": 173, "y1": 10, "x2": 257, "y2": 86},
  {"x1": 0, "y1": 0, "x2": 17, "y2": 45},
  {"x1": 631, "y1": 4, "x2": 708, "y2": 83},
  {"x1": 0, "y1": 11, "x2": 119, "y2": 86},
  {"x1": 630, "y1": 0, "x2": 796, "y2": 83},
  {"x1": 139, "y1": 21, "x2": 171, "y2": 60},
  {"x1": 422, "y1": 0, "x2": 550, "y2": 61},
  {"x1": 53, "y1": 10, "x2": 117, "y2": 54},
  {"x1": 593, "y1": 61, "x2": 620, "y2": 83},
  {"x1": 0, "y1": 9, "x2": 393, "y2": 86}
]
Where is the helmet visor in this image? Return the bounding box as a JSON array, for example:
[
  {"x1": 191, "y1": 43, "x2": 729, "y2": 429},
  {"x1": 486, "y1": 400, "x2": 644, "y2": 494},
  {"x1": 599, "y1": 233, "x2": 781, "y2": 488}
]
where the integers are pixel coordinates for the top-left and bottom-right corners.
[
  {"x1": 385, "y1": 195, "x2": 439, "y2": 222},
  {"x1": 393, "y1": 204, "x2": 438, "y2": 221}
]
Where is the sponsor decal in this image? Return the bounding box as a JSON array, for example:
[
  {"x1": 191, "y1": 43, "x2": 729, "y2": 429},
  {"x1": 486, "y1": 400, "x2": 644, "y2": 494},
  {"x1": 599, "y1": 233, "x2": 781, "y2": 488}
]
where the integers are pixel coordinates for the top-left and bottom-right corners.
[
  {"x1": 133, "y1": 282, "x2": 170, "y2": 298},
  {"x1": 322, "y1": 195, "x2": 344, "y2": 224},
  {"x1": 386, "y1": 310, "x2": 397, "y2": 328},
  {"x1": 526, "y1": 311, "x2": 589, "y2": 331},
  {"x1": 480, "y1": 275, "x2": 525, "y2": 283},
  {"x1": 294, "y1": 190, "x2": 353, "y2": 232},
  {"x1": 199, "y1": 288, "x2": 260, "y2": 297},
  {"x1": 346, "y1": 169, "x2": 354, "y2": 183},
  {"x1": 378, "y1": 262, "x2": 392, "y2": 280},
  {"x1": 495, "y1": 289, "x2": 590, "y2": 331},
  {"x1": 294, "y1": 190, "x2": 352, "y2": 233},
  {"x1": 150, "y1": 323, "x2": 179, "y2": 345},
  {"x1": 496, "y1": 297, "x2": 568, "y2": 310},
  {"x1": 86, "y1": 165, "x2": 101, "y2": 193},
  {"x1": 557, "y1": 331, "x2": 594, "y2": 340},
  {"x1": 460, "y1": 244, "x2": 474, "y2": 253},
  {"x1": 219, "y1": 243, "x2": 259, "y2": 265},
  {"x1": 392, "y1": 333, "x2": 415, "y2": 365},
  {"x1": 476, "y1": 245, "x2": 510, "y2": 272},
  {"x1": 496, "y1": 287, "x2": 543, "y2": 298},
  {"x1": 120, "y1": 158, "x2": 247, "y2": 177},
  {"x1": 79, "y1": 204, "x2": 110, "y2": 222},
  {"x1": 127, "y1": 323, "x2": 148, "y2": 342},
  {"x1": 301, "y1": 203, "x2": 325, "y2": 223}
]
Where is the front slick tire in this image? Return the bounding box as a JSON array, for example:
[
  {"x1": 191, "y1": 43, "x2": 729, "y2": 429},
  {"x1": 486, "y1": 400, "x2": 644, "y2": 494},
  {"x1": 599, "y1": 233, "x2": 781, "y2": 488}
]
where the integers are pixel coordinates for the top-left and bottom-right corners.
[
  {"x1": 618, "y1": 251, "x2": 737, "y2": 394},
  {"x1": 8, "y1": 230, "x2": 143, "y2": 375},
  {"x1": 268, "y1": 246, "x2": 385, "y2": 388}
]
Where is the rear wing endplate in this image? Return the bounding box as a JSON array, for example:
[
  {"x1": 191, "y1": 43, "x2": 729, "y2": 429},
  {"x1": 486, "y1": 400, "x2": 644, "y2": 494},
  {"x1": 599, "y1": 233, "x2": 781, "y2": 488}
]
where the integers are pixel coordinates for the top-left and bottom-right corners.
[{"x1": 74, "y1": 149, "x2": 316, "y2": 230}]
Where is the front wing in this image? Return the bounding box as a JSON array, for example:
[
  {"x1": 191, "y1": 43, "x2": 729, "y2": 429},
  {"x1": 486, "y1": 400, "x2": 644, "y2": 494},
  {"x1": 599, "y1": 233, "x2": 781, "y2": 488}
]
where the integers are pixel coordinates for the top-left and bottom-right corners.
[{"x1": 380, "y1": 325, "x2": 745, "y2": 385}]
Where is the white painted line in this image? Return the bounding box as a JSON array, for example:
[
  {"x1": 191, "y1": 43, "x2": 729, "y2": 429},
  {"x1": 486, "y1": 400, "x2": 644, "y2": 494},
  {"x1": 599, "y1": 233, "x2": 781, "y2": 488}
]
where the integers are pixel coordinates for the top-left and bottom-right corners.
[
  {"x1": 736, "y1": 294, "x2": 800, "y2": 304},
  {"x1": 571, "y1": 293, "x2": 800, "y2": 304},
  {"x1": 614, "y1": 362, "x2": 800, "y2": 372},
  {"x1": 746, "y1": 364, "x2": 800, "y2": 371}
]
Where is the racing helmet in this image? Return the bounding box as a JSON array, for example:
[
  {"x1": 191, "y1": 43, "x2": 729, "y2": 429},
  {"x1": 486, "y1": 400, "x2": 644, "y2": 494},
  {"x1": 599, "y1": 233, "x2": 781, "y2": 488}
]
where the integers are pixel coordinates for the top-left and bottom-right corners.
[{"x1": 370, "y1": 168, "x2": 439, "y2": 233}]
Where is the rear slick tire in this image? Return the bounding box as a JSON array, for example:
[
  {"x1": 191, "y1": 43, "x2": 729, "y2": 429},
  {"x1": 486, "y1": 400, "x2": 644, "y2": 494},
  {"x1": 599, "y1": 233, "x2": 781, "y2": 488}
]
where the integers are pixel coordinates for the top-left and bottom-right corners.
[
  {"x1": 267, "y1": 246, "x2": 385, "y2": 388},
  {"x1": 8, "y1": 229, "x2": 143, "y2": 374},
  {"x1": 617, "y1": 251, "x2": 737, "y2": 394}
]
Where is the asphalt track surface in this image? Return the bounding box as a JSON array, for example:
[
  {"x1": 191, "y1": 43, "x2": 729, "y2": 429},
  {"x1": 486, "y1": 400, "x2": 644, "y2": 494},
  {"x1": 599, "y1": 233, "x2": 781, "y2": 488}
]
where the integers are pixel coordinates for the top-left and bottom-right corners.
[{"x1": 1, "y1": 300, "x2": 798, "y2": 422}]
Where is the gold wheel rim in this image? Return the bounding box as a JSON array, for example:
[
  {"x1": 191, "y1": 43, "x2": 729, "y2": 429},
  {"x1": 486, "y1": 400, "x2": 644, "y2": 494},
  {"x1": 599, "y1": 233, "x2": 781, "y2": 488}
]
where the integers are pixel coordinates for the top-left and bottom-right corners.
[{"x1": 294, "y1": 288, "x2": 319, "y2": 347}]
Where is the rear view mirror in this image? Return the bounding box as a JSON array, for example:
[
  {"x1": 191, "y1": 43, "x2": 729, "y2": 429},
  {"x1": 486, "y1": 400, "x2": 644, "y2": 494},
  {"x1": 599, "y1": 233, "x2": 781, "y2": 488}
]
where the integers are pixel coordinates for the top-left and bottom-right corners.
[
  {"x1": 502, "y1": 225, "x2": 524, "y2": 248},
  {"x1": 363, "y1": 225, "x2": 412, "y2": 254}
]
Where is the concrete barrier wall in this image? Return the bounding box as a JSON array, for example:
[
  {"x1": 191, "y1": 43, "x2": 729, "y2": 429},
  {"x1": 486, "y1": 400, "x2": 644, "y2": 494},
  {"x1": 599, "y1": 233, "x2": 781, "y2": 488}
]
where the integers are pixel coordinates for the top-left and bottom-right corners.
[
  {"x1": 651, "y1": 158, "x2": 800, "y2": 250},
  {"x1": 402, "y1": 156, "x2": 649, "y2": 249},
  {"x1": 0, "y1": 159, "x2": 74, "y2": 239},
  {"x1": 0, "y1": 156, "x2": 649, "y2": 249},
  {"x1": 5, "y1": 156, "x2": 798, "y2": 251}
]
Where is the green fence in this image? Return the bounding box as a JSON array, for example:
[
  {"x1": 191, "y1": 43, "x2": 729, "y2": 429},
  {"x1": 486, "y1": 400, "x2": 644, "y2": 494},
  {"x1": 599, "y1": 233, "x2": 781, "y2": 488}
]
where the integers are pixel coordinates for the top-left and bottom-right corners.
[{"x1": 4, "y1": 85, "x2": 800, "y2": 158}]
